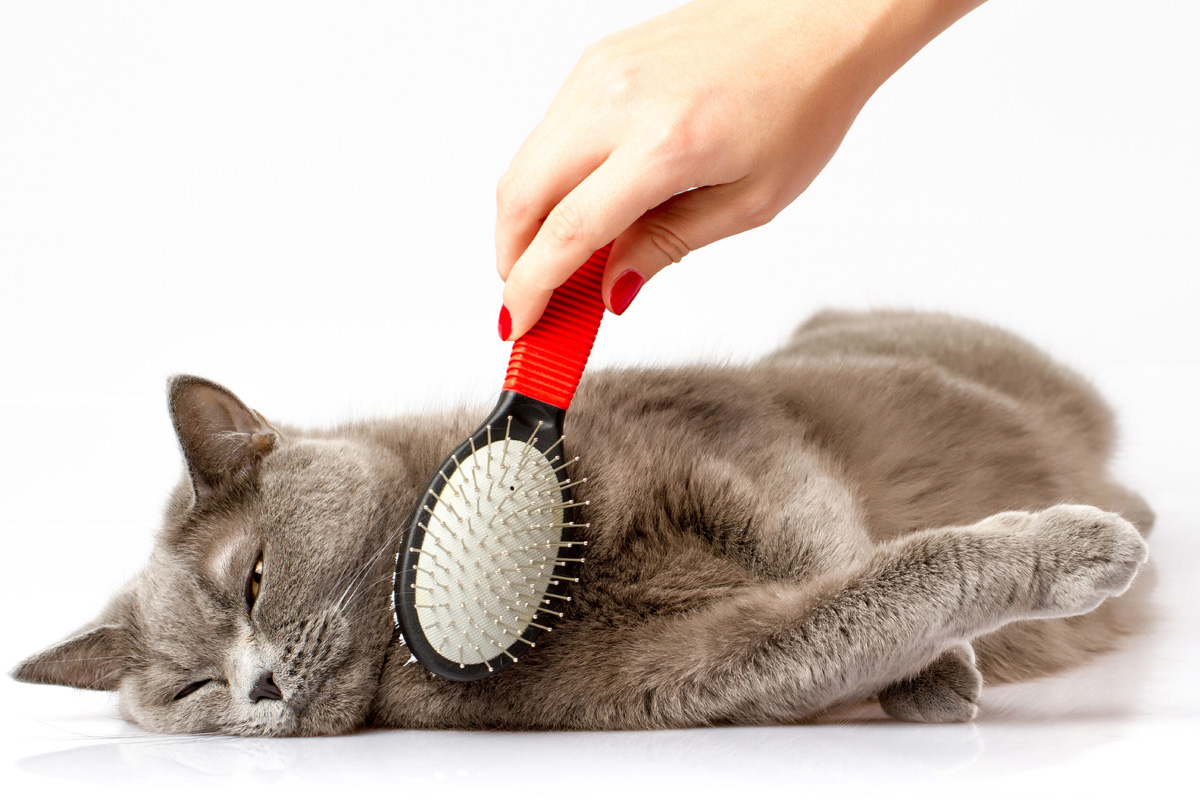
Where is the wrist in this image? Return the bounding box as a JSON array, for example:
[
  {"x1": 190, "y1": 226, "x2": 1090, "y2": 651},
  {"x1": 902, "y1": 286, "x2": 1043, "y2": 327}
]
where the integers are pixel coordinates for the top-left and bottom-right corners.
[{"x1": 853, "y1": 0, "x2": 986, "y2": 90}]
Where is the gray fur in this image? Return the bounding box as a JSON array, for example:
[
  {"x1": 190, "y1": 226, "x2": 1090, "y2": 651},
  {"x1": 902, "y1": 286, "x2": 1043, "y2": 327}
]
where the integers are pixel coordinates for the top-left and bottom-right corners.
[{"x1": 12, "y1": 311, "x2": 1152, "y2": 734}]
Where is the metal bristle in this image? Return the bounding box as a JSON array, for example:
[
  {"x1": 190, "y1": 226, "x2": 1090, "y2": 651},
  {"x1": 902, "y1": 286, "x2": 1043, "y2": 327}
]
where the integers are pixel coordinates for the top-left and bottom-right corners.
[{"x1": 408, "y1": 433, "x2": 588, "y2": 669}]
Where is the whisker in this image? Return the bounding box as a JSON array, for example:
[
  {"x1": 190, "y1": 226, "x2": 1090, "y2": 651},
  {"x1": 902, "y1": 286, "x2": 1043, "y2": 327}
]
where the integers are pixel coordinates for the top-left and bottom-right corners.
[{"x1": 332, "y1": 535, "x2": 401, "y2": 615}]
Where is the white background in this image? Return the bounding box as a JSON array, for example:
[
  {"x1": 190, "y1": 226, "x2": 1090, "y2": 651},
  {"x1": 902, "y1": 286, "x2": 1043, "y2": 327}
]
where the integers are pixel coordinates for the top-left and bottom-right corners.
[{"x1": 1, "y1": 1, "x2": 1197, "y2": 797}]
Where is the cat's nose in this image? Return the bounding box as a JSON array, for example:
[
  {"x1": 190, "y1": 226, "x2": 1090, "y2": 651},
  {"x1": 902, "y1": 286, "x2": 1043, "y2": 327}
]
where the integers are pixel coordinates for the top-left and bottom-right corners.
[{"x1": 249, "y1": 671, "x2": 283, "y2": 703}]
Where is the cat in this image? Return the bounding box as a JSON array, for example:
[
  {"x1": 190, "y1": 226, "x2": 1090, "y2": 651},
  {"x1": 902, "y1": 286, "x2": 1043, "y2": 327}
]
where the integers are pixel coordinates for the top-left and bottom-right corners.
[{"x1": 12, "y1": 310, "x2": 1153, "y2": 735}]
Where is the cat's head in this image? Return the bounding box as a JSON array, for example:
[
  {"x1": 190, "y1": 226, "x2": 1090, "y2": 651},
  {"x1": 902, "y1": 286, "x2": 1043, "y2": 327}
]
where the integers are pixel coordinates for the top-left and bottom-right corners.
[{"x1": 12, "y1": 376, "x2": 410, "y2": 736}]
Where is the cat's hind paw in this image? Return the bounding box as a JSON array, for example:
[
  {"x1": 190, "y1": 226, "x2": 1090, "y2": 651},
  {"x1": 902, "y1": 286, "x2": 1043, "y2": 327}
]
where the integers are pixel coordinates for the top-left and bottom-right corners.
[{"x1": 879, "y1": 644, "x2": 982, "y2": 724}]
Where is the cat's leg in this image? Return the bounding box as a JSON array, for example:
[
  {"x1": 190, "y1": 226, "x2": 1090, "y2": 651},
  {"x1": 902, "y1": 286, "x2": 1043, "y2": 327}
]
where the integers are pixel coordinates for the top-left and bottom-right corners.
[
  {"x1": 373, "y1": 504, "x2": 1146, "y2": 729},
  {"x1": 877, "y1": 643, "x2": 982, "y2": 723}
]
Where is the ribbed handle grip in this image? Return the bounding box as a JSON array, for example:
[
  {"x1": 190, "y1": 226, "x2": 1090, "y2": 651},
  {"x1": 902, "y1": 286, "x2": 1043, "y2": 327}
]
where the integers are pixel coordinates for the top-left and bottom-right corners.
[{"x1": 502, "y1": 245, "x2": 611, "y2": 410}]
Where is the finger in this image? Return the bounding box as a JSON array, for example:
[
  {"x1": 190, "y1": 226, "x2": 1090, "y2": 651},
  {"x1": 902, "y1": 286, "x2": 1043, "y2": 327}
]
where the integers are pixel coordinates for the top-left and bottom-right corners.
[
  {"x1": 602, "y1": 180, "x2": 781, "y2": 315},
  {"x1": 501, "y1": 151, "x2": 681, "y2": 339},
  {"x1": 495, "y1": 119, "x2": 610, "y2": 281}
]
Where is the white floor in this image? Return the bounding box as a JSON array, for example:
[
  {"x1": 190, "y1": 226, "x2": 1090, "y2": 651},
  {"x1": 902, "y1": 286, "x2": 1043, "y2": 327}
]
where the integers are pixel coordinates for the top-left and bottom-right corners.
[{"x1": 2, "y1": 1, "x2": 1197, "y2": 797}]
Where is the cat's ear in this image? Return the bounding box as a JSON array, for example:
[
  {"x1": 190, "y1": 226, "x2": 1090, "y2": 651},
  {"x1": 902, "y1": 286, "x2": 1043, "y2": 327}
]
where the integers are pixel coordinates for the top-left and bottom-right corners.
[
  {"x1": 11, "y1": 592, "x2": 138, "y2": 691},
  {"x1": 168, "y1": 375, "x2": 280, "y2": 503}
]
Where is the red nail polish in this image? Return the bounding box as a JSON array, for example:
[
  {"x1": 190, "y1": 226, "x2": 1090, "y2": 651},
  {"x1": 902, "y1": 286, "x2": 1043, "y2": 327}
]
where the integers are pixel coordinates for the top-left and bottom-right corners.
[
  {"x1": 498, "y1": 305, "x2": 512, "y2": 341},
  {"x1": 610, "y1": 270, "x2": 645, "y2": 315}
]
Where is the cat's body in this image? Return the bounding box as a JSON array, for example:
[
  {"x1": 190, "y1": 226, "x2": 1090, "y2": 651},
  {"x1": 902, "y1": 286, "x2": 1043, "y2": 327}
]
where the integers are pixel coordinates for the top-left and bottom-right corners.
[{"x1": 13, "y1": 310, "x2": 1152, "y2": 735}]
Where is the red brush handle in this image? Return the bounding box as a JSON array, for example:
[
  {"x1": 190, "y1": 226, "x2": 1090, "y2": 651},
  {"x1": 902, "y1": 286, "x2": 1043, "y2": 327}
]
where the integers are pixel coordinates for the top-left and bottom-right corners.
[{"x1": 503, "y1": 244, "x2": 611, "y2": 410}]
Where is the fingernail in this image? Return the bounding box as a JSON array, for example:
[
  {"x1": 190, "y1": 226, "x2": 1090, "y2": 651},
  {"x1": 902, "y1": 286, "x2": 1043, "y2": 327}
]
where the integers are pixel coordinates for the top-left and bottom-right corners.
[
  {"x1": 610, "y1": 270, "x2": 645, "y2": 316},
  {"x1": 498, "y1": 305, "x2": 512, "y2": 341}
]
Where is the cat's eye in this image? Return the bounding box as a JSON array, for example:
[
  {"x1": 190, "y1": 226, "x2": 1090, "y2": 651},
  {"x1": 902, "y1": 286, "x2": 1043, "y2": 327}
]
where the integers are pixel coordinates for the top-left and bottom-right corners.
[
  {"x1": 173, "y1": 679, "x2": 211, "y2": 701},
  {"x1": 245, "y1": 553, "x2": 264, "y2": 612}
]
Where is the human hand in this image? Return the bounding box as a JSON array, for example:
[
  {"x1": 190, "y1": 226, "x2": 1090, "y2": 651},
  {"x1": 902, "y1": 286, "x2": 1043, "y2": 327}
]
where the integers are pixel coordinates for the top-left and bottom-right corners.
[{"x1": 495, "y1": 0, "x2": 984, "y2": 340}]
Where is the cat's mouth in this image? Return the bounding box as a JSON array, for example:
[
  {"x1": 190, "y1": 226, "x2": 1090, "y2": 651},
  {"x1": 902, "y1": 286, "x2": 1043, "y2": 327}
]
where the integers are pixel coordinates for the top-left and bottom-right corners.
[
  {"x1": 286, "y1": 669, "x2": 339, "y2": 718},
  {"x1": 266, "y1": 653, "x2": 378, "y2": 736}
]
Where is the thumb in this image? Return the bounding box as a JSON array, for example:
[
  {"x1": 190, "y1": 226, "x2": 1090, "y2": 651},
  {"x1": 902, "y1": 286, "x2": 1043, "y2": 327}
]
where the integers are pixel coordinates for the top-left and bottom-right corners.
[{"x1": 602, "y1": 180, "x2": 778, "y2": 315}]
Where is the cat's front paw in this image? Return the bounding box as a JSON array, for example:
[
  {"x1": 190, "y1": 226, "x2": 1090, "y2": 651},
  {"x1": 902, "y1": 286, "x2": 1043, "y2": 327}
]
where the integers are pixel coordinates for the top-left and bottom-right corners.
[
  {"x1": 1022, "y1": 504, "x2": 1149, "y2": 618},
  {"x1": 879, "y1": 643, "x2": 981, "y2": 723}
]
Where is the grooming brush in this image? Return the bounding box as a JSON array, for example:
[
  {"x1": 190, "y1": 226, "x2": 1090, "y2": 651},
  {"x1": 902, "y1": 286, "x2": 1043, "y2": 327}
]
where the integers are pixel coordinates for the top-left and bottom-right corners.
[{"x1": 393, "y1": 245, "x2": 610, "y2": 681}]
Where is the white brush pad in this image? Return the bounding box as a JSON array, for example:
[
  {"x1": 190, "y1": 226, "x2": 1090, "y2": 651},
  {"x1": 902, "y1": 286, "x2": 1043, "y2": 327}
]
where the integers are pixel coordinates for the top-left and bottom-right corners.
[{"x1": 412, "y1": 439, "x2": 569, "y2": 667}]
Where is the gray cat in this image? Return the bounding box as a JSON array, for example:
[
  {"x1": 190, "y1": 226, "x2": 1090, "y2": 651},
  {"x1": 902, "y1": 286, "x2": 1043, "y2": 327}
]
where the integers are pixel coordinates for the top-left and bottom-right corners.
[{"x1": 12, "y1": 310, "x2": 1152, "y2": 735}]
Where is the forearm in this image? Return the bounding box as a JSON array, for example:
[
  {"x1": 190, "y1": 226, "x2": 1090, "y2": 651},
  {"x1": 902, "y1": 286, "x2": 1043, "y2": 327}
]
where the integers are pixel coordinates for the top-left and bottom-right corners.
[{"x1": 828, "y1": 0, "x2": 989, "y2": 105}]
